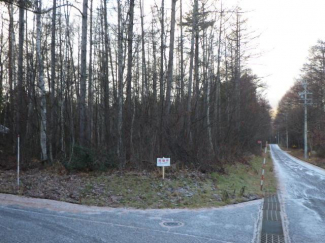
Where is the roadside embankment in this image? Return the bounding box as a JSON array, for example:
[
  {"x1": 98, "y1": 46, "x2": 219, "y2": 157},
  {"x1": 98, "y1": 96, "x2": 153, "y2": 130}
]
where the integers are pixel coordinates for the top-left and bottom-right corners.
[{"x1": 0, "y1": 156, "x2": 276, "y2": 209}]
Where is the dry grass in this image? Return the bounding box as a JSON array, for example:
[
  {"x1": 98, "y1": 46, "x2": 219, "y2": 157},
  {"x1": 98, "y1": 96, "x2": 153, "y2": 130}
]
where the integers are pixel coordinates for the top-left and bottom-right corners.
[
  {"x1": 0, "y1": 155, "x2": 277, "y2": 209},
  {"x1": 282, "y1": 147, "x2": 325, "y2": 169}
]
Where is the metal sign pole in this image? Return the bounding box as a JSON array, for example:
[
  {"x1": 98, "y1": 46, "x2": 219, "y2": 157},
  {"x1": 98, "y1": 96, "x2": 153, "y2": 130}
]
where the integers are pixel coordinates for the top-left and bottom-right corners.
[{"x1": 17, "y1": 135, "x2": 20, "y2": 190}]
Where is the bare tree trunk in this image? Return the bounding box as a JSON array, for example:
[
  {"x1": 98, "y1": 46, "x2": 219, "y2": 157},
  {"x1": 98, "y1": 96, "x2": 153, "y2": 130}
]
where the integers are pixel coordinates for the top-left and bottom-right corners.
[
  {"x1": 0, "y1": 21, "x2": 3, "y2": 114},
  {"x1": 180, "y1": 0, "x2": 184, "y2": 101},
  {"x1": 215, "y1": 4, "x2": 223, "y2": 149},
  {"x1": 152, "y1": 18, "x2": 157, "y2": 104},
  {"x1": 103, "y1": 0, "x2": 110, "y2": 145},
  {"x1": 159, "y1": 0, "x2": 165, "y2": 154},
  {"x1": 235, "y1": 10, "x2": 241, "y2": 132},
  {"x1": 207, "y1": 32, "x2": 214, "y2": 152},
  {"x1": 49, "y1": 0, "x2": 56, "y2": 162},
  {"x1": 186, "y1": 0, "x2": 198, "y2": 137},
  {"x1": 79, "y1": 0, "x2": 88, "y2": 146},
  {"x1": 165, "y1": 0, "x2": 177, "y2": 115},
  {"x1": 8, "y1": 3, "x2": 15, "y2": 127},
  {"x1": 125, "y1": 0, "x2": 135, "y2": 161},
  {"x1": 17, "y1": 0, "x2": 25, "y2": 140},
  {"x1": 25, "y1": 13, "x2": 35, "y2": 144},
  {"x1": 88, "y1": 0, "x2": 93, "y2": 145},
  {"x1": 117, "y1": 0, "x2": 124, "y2": 163},
  {"x1": 140, "y1": 0, "x2": 148, "y2": 100},
  {"x1": 36, "y1": 0, "x2": 48, "y2": 161}
]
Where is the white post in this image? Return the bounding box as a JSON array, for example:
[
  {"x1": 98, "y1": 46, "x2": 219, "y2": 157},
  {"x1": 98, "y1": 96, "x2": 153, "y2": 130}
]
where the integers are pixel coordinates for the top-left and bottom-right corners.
[
  {"x1": 162, "y1": 157, "x2": 165, "y2": 179},
  {"x1": 17, "y1": 135, "x2": 20, "y2": 190}
]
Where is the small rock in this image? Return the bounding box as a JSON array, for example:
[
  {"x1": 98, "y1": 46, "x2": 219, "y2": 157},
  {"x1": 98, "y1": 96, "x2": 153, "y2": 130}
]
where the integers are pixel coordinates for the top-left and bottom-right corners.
[
  {"x1": 175, "y1": 188, "x2": 187, "y2": 194},
  {"x1": 110, "y1": 195, "x2": 122, "y2": 203},
  {"x1": 213, "y1": 194, "x2": 222, "y2": 201},
  {"x1": 244, "y1": 194, "x2": 260, "y2": 200}
]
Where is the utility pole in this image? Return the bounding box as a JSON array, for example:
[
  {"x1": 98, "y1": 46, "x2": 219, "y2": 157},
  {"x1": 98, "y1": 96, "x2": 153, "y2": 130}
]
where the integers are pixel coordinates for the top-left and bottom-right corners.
[{"x1": 299, "y1": 82, "x2": 312, "y2": 159}]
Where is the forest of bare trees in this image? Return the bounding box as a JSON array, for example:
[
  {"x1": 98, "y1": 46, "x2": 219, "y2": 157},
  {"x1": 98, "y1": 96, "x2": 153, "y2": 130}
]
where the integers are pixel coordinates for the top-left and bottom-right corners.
[
  {"x1": 275, "y1": 40, "x2": 325, "y2": 157},
  {"x1": 0, "y1": 0, "x2": 271, "y2": 171}
]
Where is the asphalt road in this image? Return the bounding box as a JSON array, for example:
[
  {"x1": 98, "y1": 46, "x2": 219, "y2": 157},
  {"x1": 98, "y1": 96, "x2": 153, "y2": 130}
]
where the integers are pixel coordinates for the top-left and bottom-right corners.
[
  {"x1": 270, "y1": 144, "x2": 325, "y2": 243},
  {"x1": 0, "y1": 193, "x2": 261, "y2": 243}
]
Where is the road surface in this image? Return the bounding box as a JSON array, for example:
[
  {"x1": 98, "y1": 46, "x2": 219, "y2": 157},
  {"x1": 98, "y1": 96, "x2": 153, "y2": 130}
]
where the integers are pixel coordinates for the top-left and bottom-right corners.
[
  {"x1": 0, "y1": 193, "x2": 261, "y2": 243},
  {"x1": 270, "y1": 144, "x2": 325, "y2": 243}
]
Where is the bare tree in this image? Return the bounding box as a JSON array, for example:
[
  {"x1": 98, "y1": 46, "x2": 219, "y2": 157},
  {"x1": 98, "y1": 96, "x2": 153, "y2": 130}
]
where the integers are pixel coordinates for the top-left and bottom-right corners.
[
  {"x1": 117, "y1": 0, "x2": 124, "y2": 161},
  {"x1": 79, "y1": 0, "x2": 88, "y2": 146},
  {"x1": 49, "y1": 0, "x2": 56, "y2": 162},
  {"x1": 125, "y1": 0, "x2": 135, "y2": 161},
  {"x1": 165, "y1": 0, "x2": 177, "y2": 115},
  {"x1": 17, "y1": 0, "x2": 25, "y2": 139},
  {"x1": 35, "y1": 0, "x2": 47, "y2": 160}
]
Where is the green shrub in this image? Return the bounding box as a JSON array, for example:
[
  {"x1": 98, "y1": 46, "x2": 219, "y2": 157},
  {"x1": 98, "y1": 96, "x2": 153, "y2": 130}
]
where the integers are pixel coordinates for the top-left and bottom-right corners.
[
  {"x1": 64, "y1": 145, "x2": 94, "y2": 171},
  {"x1": 239, "y1": 186, "x2": 246, "y2": 197},
  {"x1": 64, "y1": 145, "x2": 118, "y2": 172},
  {"x1": 94, "y1": 150, "x2": 119, "y2": 171},
  {"x1": 316, "y1": 147, "x2": 325, "y2": 158},
  {"x1": 221, "y1": 190, "x2": 229, "y2": 202},
  {"x1": 211, "y1": 172, "x2": 219, "y2": 182}
]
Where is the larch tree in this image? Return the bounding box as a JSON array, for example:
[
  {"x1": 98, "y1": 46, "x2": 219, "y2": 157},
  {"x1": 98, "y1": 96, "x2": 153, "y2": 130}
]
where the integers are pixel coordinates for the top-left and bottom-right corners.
[{"x1": 79, "y1": 0, "x2": 88, "y2": 146}]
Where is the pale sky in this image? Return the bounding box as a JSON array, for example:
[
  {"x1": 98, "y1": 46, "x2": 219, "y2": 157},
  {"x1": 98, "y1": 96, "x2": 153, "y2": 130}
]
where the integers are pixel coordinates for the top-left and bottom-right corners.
[{"x1": 234, "y1": 0, "x2": 325, "y2": 110}]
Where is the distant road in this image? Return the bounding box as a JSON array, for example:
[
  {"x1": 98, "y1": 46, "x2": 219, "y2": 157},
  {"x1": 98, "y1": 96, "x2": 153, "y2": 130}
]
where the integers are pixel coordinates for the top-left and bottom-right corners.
[
  {"x1": 0, "y1": 193, "x2": 261, "y2": 242},
  {"x1": 270, "y1": 145, "x2": 325, "y2": 242}
]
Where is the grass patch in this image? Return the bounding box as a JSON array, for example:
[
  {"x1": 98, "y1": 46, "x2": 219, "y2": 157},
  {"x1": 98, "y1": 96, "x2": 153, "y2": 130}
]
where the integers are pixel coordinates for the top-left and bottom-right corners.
[
  {"x1": 78, "y1": 155, "x2": 277, "y2": 208},
  {"x1": 216, "y1": 155, "x2": 277, "y2": 197},
  {"x1": 0, "y1": 155, "x2": 277, "y2": 209}
]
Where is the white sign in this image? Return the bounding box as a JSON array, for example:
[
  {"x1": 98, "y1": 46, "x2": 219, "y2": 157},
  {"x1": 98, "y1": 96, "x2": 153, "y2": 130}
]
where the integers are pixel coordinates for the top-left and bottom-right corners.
[{"x1": 157, "y1": 158, "x2": 170, "y2": 167}]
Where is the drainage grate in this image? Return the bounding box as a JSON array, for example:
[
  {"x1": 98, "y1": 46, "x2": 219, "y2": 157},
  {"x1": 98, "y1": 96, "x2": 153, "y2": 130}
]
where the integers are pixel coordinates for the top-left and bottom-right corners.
[
  {"x1": 161, "y1": 221, "x2": 184, "y2": 227},
  {"x1": 261, "y1": 233, "x2": 285, "y2": 243},
  {"x1": 260, "y1": 194, "x2": 285, "y2": 243},
  {"x1": 263, "y1": 209, "x2": 281, "y2": 221},
  {"x1": 263, "y1": 195, "x2": 280, "y2": 211}
]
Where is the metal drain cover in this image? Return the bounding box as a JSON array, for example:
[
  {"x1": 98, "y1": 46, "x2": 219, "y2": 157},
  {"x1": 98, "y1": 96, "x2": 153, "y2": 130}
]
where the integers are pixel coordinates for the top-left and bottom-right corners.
[
  {"x1": 261, "y1": 194, "x2": 285, "y2": 243},
  {"x1": 161, "y1": 221, "x2": 184, "y2": 227}
]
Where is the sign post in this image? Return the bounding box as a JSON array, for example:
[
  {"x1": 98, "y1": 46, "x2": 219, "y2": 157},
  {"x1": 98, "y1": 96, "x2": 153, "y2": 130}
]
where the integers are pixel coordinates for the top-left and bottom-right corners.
[
  {"x1": 257, "y1": 140, "x2": 262, "y2": 150},
  {"x1": 157, "y1": 157, "x2": 170, "y2": 179},
  {"x1": 17, "y1": 135, "x2": 20, "y2": 190}
]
